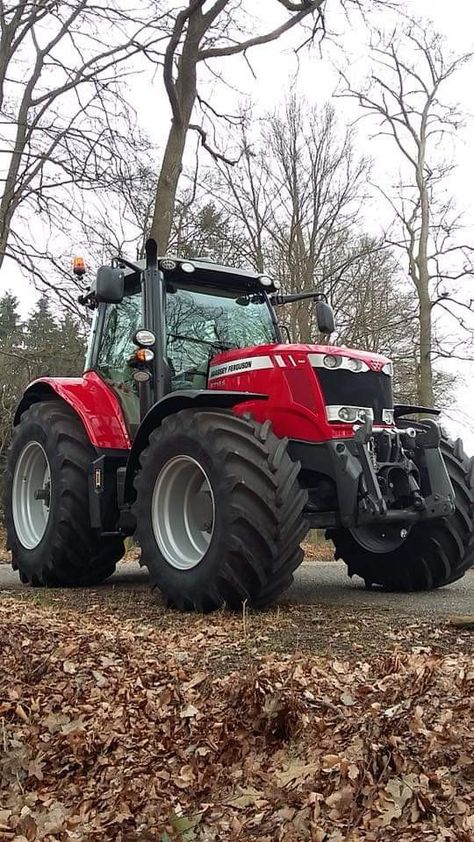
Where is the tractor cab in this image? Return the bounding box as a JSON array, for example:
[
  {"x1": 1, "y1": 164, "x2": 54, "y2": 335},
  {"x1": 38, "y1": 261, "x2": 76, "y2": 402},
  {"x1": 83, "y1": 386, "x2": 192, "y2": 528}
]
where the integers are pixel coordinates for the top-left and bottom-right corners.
[
  {"x1": 84, "y1": 240, "x2": 336, "y2": 440},
  {"x1": 86, "y1": 249, "x2": 284, "y2": 435}
]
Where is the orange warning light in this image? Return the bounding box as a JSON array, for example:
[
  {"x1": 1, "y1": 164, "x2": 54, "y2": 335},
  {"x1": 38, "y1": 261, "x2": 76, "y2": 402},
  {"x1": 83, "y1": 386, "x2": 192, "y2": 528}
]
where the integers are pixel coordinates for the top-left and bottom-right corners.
[
  {"x1": 134, "y1": 348, "x2": 154, "y2": 363},
  {"x1": 73, "y1": 256, "x2": 86, "y2": 276}
]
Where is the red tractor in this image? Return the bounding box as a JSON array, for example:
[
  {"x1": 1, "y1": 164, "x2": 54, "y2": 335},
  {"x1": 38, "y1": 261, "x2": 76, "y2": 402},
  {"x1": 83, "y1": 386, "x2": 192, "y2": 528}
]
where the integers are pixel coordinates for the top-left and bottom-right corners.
[{"x1": 5, "y1": 240, "x2": 473, "y2": 610}]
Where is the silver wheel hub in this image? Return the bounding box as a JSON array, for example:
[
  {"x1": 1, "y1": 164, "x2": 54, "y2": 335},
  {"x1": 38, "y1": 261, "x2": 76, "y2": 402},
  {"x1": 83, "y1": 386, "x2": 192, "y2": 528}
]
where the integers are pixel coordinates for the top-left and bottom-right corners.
[
  {"x1": 12, "y1": 441, "x2": 51, "y2": 549},
  {"x1": 151, "y1": 455, "x2": 215, "y2": 570}
]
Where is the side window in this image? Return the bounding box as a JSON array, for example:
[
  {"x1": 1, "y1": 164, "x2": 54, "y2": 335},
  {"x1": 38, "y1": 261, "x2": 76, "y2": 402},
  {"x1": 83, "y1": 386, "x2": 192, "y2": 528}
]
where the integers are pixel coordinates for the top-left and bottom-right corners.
[{"x1": 96, "y1": 292, "x2": 142, "y2": 427}]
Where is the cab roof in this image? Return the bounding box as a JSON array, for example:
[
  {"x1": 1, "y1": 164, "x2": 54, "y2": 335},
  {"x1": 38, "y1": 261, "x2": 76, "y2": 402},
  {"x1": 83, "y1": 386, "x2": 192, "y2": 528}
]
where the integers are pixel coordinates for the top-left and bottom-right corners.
[{"x1": 119, "y1": 256, "x2": 278, "y2": 292}]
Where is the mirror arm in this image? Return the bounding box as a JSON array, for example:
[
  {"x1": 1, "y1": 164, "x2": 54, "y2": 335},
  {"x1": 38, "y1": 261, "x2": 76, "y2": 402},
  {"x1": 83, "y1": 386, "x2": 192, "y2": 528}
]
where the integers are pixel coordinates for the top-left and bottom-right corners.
[
  {"x1": 77, "y1": 289, "x2": 98, "y2": 310},
  {"x1": 278, "y1": 323, "x2": 291, "y2": 342},
  {"x1": 113, "y1": 256, "x2": 143, "y2": 274},
  {"x1": 272, "y1": 291, "x2": 327, "y2": 305}
]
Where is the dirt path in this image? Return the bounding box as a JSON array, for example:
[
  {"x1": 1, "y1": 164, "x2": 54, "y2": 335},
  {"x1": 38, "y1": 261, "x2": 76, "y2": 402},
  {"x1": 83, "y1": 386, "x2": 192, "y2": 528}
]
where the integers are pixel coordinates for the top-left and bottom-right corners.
[{"x1": 1, "y1": 545, "x2": 473, "y2": 841}]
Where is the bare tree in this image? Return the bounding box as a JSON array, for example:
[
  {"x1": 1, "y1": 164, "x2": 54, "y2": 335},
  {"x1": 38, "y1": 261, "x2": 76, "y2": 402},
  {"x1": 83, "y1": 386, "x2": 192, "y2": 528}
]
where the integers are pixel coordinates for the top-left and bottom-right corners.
[
  {"x1": 212, "y1": 98, "x2": 374, "y2": 341},
  {"x1": 213, "y1": 132, "x2": 279, "y2": 273},
  {"x1": 149, "y1": 0, "x2": 327, "y2": 252},
  {"x1": 93, "y1": 91, "x2": 433, "y2": 405},
  {"x1": 340, "y1": 19, "x2": 474, "y2": 405},
  {"x1": 0, "y1": 0, "x2": 165, "y2": 279},
  {"x1": 149, "y1": 0, "x2": 403, "y2": 253}
]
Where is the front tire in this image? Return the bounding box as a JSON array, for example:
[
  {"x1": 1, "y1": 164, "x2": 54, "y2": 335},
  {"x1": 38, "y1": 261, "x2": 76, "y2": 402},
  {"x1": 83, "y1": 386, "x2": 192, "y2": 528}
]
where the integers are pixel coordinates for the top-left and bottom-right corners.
[
  {"x1": 5, "y1": 401, "x2": 124, "y2": 586},
  {"x1": 133, "y1": 409, "x2": 308, "y2": 611},
  {"x1": 330, "y1": 436, "x2": 474, "y2": 591}
]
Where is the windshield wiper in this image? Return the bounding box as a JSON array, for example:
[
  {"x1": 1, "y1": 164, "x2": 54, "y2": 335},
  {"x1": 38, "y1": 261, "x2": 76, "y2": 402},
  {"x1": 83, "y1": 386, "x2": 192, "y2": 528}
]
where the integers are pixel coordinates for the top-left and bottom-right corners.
[{"x1": 168, "y1": 332, "x2": 232, "y2": 352}]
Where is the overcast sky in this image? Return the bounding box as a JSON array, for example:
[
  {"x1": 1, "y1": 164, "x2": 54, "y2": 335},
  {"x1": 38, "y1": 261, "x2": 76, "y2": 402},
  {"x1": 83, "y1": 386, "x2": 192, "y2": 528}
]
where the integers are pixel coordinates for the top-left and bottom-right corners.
[{"x1": 1, "y1": 0, "x2": 473, "y2": 446}]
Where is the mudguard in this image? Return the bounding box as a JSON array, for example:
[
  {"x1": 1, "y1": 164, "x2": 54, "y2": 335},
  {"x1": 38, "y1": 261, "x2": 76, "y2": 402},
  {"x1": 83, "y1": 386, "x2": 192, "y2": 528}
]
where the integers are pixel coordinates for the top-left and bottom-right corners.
[
  {"x1": 15, "y1": 371, "x2": 131, "y2": 450},
  {"x1": 394, "y1": 404, "x2": 440, "y2": 418}
]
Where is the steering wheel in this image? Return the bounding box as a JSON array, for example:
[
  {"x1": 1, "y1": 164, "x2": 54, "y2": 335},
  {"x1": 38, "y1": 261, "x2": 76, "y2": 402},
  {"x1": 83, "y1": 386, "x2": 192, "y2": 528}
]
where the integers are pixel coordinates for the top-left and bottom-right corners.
[{"x1": 171, "y1": 363, "x2": 208, "y2": 390}]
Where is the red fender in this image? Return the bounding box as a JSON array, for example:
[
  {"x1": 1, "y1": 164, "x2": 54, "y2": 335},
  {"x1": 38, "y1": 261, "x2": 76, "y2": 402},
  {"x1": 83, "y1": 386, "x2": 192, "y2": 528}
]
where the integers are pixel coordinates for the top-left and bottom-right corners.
[{"x1": 15, "y1": 371, "x2": 131, "y2": 450}]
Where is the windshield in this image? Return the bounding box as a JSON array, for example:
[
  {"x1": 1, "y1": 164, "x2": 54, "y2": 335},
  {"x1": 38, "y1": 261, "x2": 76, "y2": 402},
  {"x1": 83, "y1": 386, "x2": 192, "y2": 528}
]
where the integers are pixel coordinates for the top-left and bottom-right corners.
[{"x1": 166, "y1": 285, "x2": 277, "y2": 390}]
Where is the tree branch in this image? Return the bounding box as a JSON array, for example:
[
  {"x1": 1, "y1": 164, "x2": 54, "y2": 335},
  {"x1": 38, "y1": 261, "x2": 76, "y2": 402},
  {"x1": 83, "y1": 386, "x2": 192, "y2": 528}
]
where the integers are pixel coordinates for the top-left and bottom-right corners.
[
  {"x1": 198, "y1": 1, "x2": 323, "y2": 61},
  {"x1": 188, "y1": 123, "x2": 239, "y2": 164}
]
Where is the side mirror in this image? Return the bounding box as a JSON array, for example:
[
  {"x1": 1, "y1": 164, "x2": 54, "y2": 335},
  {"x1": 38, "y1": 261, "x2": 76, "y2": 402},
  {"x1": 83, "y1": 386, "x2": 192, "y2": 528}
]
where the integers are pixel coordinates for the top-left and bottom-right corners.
[
  {"x1": 94, "y1": 266, "x2": 124, "y2": 303},
  {"x1": 315, "y1": 300, "x2": 335, "y2": 335}
]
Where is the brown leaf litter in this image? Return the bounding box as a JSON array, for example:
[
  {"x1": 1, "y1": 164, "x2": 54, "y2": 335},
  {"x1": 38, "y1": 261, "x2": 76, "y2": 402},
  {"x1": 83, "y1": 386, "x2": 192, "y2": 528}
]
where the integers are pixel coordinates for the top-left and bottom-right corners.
[{"x1": 0, "y1": 598, "x2": 472, "y2": 841}]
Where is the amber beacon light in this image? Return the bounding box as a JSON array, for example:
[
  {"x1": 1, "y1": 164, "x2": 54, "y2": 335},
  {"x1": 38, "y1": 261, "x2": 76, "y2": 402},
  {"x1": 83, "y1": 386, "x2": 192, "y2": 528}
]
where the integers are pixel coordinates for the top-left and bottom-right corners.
[{"x1": 73, "y1": 256, "x2": 86, "y2": 276}]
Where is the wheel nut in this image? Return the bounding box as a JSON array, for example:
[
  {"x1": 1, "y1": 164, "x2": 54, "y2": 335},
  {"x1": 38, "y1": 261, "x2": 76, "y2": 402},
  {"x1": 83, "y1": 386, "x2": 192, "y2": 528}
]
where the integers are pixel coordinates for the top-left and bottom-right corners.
[{"x1": 400, "y1": 528, "x2": 408, "y2": 539}]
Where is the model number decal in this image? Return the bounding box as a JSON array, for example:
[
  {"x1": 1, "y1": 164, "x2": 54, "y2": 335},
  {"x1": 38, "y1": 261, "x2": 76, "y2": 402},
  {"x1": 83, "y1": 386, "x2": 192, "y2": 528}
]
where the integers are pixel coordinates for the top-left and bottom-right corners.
[{"x1": 208, "y1": 355, "x2": 274, "y2": 380}]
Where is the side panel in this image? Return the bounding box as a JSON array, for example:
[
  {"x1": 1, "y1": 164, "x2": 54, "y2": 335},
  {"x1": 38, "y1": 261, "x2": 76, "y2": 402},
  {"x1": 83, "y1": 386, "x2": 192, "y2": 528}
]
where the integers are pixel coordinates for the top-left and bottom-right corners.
[{"x1": 15, "y1": 371, "x2": 131, "y2": 450}]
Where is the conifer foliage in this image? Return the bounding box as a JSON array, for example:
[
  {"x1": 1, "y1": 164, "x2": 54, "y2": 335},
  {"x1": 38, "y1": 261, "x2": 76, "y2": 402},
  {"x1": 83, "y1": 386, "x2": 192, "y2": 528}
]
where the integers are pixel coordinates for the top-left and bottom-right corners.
[{"x1": 0, "y1": 294, "x2": 85, "y2": 502}]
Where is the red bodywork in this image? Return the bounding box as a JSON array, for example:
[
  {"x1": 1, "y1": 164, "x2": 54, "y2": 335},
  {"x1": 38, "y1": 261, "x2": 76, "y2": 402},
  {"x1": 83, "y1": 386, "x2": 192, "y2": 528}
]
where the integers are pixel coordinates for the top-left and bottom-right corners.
[
  {"x1": 208, "y1": 344, "x2": 391, "y2": 443},
  {"x1": 21, "y1": 345, "x2": 390, "y2": 449},
  {"x1": 21, "y1": 371, "x2": 131, "y2": 449}
]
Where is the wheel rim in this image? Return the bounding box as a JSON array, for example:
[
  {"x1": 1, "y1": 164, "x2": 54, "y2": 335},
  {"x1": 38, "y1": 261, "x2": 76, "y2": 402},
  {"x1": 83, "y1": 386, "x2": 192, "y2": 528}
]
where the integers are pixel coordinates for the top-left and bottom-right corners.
[
  {"x1": 12, "y1": 441, "x2": 51, "y2": 550},
  {"x1": 152, "y1": 455, "x2": 215, "y2": 570},
  {"x1": 350, "y1": 522, "x2": 411, "y2": 553}
]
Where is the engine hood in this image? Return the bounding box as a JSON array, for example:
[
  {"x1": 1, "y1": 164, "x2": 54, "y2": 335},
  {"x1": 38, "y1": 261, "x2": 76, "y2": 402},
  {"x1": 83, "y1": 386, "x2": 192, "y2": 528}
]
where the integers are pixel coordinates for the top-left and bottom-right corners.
[{"x1": 209, "y1": 343, "x2": 392, "y2": 377}]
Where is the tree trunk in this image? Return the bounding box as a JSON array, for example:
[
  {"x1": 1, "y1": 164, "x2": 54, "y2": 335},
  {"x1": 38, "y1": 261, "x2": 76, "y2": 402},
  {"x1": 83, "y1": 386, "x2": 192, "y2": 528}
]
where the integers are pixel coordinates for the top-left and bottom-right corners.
[
  {"x1": 417, "y1": 283, "x2": 434, "y2": 405},
  {"x1": 149, "y1": 14, "x2": 202, "y2": 254},
  {"x1": 150, "y1": 119, "x2": 193, "y2": 254},
  {"x1": 0, "y1": 97, "x2": 31, "y2": 272},
  {"x1": 415, "y1": 133, "x2": 434, "y2": 407},
  {"x1": 0, "y1": 35, "x2": 45, "y2": 273}
]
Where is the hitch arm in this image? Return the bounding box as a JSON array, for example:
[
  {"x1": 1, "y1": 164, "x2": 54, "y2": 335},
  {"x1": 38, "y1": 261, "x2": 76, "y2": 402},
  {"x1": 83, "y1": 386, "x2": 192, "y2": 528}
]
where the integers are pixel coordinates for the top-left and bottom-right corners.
[{"x1": 354, "y1": 417, "x2": 387, "y2": 516}]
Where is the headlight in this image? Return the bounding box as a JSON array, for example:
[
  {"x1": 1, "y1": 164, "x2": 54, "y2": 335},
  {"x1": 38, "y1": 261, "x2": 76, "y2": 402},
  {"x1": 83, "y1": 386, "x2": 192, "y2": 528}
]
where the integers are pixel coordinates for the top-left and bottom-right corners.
[
  {"x1": 382, "y1": 362, "x2": 393, "y2": 376},
  {"x1": 160, "y1": 258, "x2": 177, "y2": 271},
  {"x1": 135, "y1": 329, "x2": 155, "y2": 347},
  {"x1": 323, "y1": 354, "x2": 342, "y2": 369},
  {"x1": 180, "y1": 261, "x2": 195, "y2": 274},
  {"x1": 382, "y1": 409, "x2": 395, "y2": 425},
  {"x1": 326, "y1": 405, "x2": 374, "y2": 423},
  {"x1": 133, "y1": 370, "x2": 151, "y2": 383},
  {"x1": 273, "y1": 279, "x2": 281, "y2": 289},
  {"x1": 259, "y1": 274, "x2": 273, "y2": 287},
  {"x1": 339, "y1": 406, "x2": 358, "y2": 422},
  {"x1": 347, "y1": 357, "x2": 363, "y2": 372}
]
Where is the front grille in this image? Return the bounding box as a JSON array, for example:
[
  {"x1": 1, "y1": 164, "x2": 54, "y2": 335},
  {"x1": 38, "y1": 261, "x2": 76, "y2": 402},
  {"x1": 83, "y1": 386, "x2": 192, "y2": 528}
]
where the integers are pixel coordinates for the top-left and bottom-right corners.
[{"x1": 314, "y1": 368, "x2": 393, "y2": 423}]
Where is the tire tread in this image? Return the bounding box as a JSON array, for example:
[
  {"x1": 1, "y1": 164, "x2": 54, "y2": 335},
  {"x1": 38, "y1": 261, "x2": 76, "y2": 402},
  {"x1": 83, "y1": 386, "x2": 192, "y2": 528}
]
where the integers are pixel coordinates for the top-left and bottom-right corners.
[
  {"x1": 5, "y1": 401, "x2": 124, "y2": 587},
  {"x1": 133, "y1": 408, "x2": 308, "y2": 611}
]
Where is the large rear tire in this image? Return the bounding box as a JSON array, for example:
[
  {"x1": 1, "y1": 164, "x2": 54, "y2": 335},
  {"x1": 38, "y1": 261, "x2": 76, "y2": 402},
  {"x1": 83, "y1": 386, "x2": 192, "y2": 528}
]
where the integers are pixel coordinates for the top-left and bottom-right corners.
[
  {"x1": 330, "y1": 436, "x2": 474, "y2": 591},
  {"x1": 5, "y1": 401, "x2": 124, "y2": 586},
  {"x1": 133, "y1": 409, "x2": 308, "y2": 611}
]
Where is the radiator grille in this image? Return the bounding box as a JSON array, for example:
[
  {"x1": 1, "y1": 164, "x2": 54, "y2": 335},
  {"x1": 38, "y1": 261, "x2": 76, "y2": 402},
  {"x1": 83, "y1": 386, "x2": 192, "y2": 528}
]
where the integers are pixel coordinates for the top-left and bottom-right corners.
[{"x1": 314, "y1": 368, "x2": 393, "y2": 423}]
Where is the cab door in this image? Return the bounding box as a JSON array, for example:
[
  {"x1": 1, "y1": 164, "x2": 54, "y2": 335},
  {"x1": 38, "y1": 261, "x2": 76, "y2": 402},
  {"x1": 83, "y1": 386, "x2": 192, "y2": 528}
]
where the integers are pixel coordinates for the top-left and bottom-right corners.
[{"x1": 93, "y1": 286, "x2": 143, "y2": 435}]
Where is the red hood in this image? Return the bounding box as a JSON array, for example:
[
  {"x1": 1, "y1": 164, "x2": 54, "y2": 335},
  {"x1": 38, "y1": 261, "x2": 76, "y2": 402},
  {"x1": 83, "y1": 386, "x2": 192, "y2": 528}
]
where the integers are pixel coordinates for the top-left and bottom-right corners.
[{"x1": 210, "y1": 343, "x2": 391, "y2": 372}]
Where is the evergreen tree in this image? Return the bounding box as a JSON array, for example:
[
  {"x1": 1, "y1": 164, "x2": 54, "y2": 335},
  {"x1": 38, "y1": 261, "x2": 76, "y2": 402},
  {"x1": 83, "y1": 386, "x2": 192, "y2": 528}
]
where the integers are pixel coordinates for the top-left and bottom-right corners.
[
  {"x1": 24, "y1": 296, "x2": 61, "y2": 362},
  {"x1": 56, "y1": 314, "x2": 86, "y2": 376},
  {"x1": 0, "y1": 298, "x2": 86, "y2": 507},
  {"x1": 0, "y1": 292, "x2": 20, "y2": 343},
  {"x1": 0, "y1": 293, "x2": 23, "y2": 495}
]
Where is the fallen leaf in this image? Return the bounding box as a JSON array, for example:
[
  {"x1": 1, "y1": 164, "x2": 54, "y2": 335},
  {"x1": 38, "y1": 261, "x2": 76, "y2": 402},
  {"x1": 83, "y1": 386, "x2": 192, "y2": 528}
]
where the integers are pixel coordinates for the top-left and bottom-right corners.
[{"x1": 180, "y1": 703, "x2": 199, "y2": 718}]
